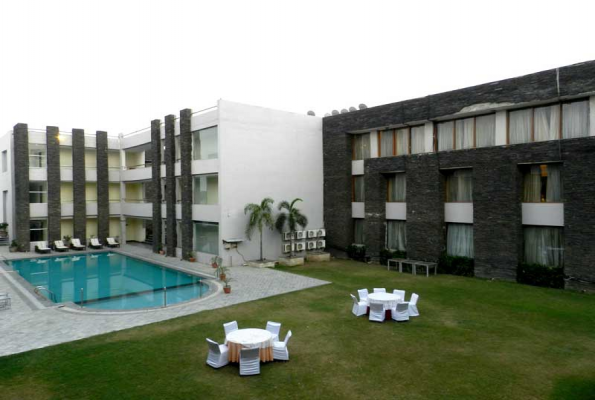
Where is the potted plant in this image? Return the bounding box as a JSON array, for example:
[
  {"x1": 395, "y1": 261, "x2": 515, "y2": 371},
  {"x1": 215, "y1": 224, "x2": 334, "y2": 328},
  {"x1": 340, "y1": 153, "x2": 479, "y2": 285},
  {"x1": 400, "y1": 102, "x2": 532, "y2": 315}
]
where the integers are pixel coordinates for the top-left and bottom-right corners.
[
  {"x1": 187, "y1": 252, "x2": 196, "y2": 262},
  {"x1": 62, "y1": 235, "x2": 72, "y2": 247},
  {"x1": 0, "y1": 222, "x2": 8, "y2": 238},
  {"x1": 211, "y1": 255, "x2": 222, "y2": 269},
  {"x1": 158, "y1": 244, "x2": 165, "y2": 255},
  {"x1": 222, "y1": 276, "x2": 232, "y2": 294},
  {"x1": 9, "y1": 240, "x2": 18, "y2": 253},
  {"x1": 244, "y1": 197, "x2": 275, "y2": 262},
  {"x1": 217, "y1": 265, "x2": 229, "y2": 281}
]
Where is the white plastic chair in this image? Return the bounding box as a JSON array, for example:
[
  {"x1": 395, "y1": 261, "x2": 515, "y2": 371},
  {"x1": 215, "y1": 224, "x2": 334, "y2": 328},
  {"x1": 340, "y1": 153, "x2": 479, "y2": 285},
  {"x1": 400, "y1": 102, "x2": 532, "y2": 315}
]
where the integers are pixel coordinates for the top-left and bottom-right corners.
[
  {"x1": 373, "y1": 288, "x2": 386, "y2": 294},
  {"x1": 223, "y1": 321, "x2": 238, "y2": 336},
  {"x1": 266, "y1": 321, "x2": 281, "y2": 341},
  {"x1": 393, "y1": 289, "x2": 406, "y2": 303},
  {"x1": 357, "y1": 288, "x2": 369, "y2": 303},
  {"x1": 273, "y1": 330, "x2": 292, "y2": 361},
  {"x1": 350, "y1": 294, "x2": 367, "y2": 317},
  {"x1": 206, "y1": 338, "x2": 229, "y2": 368},
  {"x1": 239, "y1": 347, "x2": 261, "y2": 376},
  {"x1": 391, "y1": 302, "x2": 410, "y2": 322},
  {"x1": 409, "y1": 293, "x2": 420, "y2": 317},
  {"x1": 368, "y1": 302, "x2": 385, "y2": 322}
]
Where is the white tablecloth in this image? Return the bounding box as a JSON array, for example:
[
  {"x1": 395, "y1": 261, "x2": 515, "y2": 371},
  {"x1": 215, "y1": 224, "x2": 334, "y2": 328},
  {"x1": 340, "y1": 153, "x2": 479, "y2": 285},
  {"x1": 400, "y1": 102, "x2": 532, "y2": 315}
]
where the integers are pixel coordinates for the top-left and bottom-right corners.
[
  {"x1": 226, "y1": 328, "x2": 274, "y2": 349},
  {"x1": 367, "y1": 292, "x2": 400, "y2": 310}
]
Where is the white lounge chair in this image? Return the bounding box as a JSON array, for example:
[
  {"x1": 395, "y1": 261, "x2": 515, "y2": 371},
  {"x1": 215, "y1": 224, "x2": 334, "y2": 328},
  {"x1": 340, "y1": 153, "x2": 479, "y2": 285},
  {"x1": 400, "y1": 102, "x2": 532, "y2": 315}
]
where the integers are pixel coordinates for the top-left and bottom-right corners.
[
  {"x1": 408, "y1": 293, "x2": 420, "y2": 317},
  {"x1": 106, "y1": 237, "x2": 120, "y2": 248},
  {"x1": 393, "y1": 289, "x2": 406, "y2": 303},
  {"x1": 357, "y1": 288, "x2": 369, "y2": 303},
  {"x1": 34, "y1": 241, "x2": 51, "y2": 254},
  {"x1": 373, "y1": 288, "x2": 386, "y2": 294},
  {"x1": 351, "y1": 294, "x2": 367, "y2": 316},
  {"x1": 205, "y1": 338, "x2": 229, "y2": 369},
  {"x1": 223, "y1": 320, "x2": 238, "y2": 336},
  {"x1": 54, "y1": 240, "x2": 69, "y2": 252},
  {"x1": 239, "y1": 347, "x2": 261, "y2": 376},
  {"x1": 266, "y1": 321, "x2": 281, "y2": 341},
  {"x1": 90, "y1": 238, "x2": 103, "y2": 249},
  {"x1": 71, "y1": 238, "x2": 85, "y2": 250},
  {"x1": 369, "y1": 302, "x2": 385, "y2": 322},
  {"x1": 273, "y1": 330, "x2": 292, "y2": 361},
  {"x1": 391, "y1": 302, "x2": 410, "y2": 322}
]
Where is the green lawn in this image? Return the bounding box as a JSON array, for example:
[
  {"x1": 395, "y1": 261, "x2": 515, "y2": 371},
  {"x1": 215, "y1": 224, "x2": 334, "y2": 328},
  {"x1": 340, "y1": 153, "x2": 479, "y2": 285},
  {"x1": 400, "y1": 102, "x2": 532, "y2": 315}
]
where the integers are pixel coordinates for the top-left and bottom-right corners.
[{"x1": 1, "y1": 260, "x2": 594, "y2": 400}]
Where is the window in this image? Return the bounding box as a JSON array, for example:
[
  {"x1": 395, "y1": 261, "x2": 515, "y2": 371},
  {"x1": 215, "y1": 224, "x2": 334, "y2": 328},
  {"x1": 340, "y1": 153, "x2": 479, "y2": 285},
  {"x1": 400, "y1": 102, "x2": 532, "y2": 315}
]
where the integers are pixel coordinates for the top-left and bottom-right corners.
[
  {"x1": 387, "y1": 220, "x2": 406, "y2": 251},
  {"x1": 194, "y1": 222, "x2": 219, "y2": 255},
  {"x1": 352, "y1": 133, "x2": 370, "y2": 160},
  {"x1": 455, "y1": 118, "x2": 474, "y2": 150},
  {"x1": 352, "y1": 176, "x2": 364, "y2": 202},
  {"x1": 193, "y1": 126, "x2": 218, "y2": 160},
  {"x1": 29, "y1": 182, "x2": 47, "y2": 203},
  {"x1": 438, "y1": 114, "x2": 496, "y2": 151},
  {"x1": 29, "y1": 144, "x2": 46, "y2": 168},
  {"x1": 353, "y1": 219, "x2": 364, "y2": 244},
  {"x1": 475, "y1": 114, "x2": 496, "y2": 148},
  {"x1": 445, "y1": 169, "x2": 473, "y2": 202},
  {"x1": 395, "y1": 128, "x2": 409, "y2": 156},
  {"x1": 437, "y1": 121, "x2": 454, "y2": 151},
  {"x1": 379, "y1": 130, "x2": 394, "y2": 157},
  {"x1": 2, "y1": 150, "x2": 7, "y2": 172},
  {"x1": 446, "y1": 223, "x2": 474, "y2": 258},
  {"x1": 30, "y1": 220, "x2": 47, "y2": 242},
  {"x1": 410, "y1": 126, "x2": 425, "y2": 154},
  {"x1": 193, "y1": 175, "x2": 218, "y2": 205},
  {"x1": 387, "y1": 173, "x2": 406, "y2": 202},
  {"x1": 523, "y1": 226, "x2": 563, "y2": 267},
  {"x1": 522, "y1": 164, "x2": 562, "y2": 203},
  {"x1": 509, "y1": 109, "x2": 532, "y2": 144},
  {"x1": 563, "y1": 100, "x2": 589, "y2": 139},
  {"x1": 380, "y1": 128, "x2": 416, "y2": 157}
]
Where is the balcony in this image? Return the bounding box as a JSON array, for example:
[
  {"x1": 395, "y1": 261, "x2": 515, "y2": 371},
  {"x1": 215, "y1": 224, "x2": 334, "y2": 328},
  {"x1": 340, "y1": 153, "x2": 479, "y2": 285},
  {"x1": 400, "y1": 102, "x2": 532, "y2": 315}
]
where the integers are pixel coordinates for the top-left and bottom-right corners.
[
  {"x1": 86, "y1": 202, "x2": 98, "y2": 216},
  {"x1": 122, "y1": 201, "x2": 152, "y2": 218},
  {"x1": 61, "y1": 202, "x2": 74, "y2": 216},
  {"x1": 121, "y1": 165, "x2": 152, "y2": 181},
  {"x1": 109, "y1": 202, "x2": 121, "y2": 215}
]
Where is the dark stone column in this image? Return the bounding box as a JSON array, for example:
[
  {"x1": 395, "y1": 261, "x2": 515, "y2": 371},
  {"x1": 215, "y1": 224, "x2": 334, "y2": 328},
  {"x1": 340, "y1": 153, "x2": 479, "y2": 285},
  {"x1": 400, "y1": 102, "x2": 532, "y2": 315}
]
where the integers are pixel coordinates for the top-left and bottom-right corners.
[
  {"x1": 72, "y1": 129, "x2": 86, "y2": 241},
  {"x1": 164, "y1": 115, "x2": 177, "y2": 256},
  {"x1": 150, "y1": 119, "x2": 162, "y2": 253},
  {"x1": 180, "y1": 109, "x2": 193, "y2": 259},
  {"x1": 46, "y1": 126, "x2": 61, "y2": 244},
  {"x1": 13, "y1": 123, "x2": 30, "y2": 249},
  {"x1": 96, "y1": 131, "x2": 109, "y2": 244}
]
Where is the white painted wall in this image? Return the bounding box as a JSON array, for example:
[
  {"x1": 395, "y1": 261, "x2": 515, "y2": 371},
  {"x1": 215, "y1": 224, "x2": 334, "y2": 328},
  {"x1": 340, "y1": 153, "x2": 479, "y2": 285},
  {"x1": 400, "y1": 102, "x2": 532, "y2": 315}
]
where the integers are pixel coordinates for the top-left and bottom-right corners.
[
  {"x1": 217, "y1": 100, "x2": 323, "y2": 266},
  {"x1": 522, "y1": 203, "x2": 564, "y2": 226},
  {"x1": 352, "y1": 202, "x2": 365, "y2": 218},
  {"x1": 0, "y1": 131, "x2": 14, "y2": 237},
  {"x1": 445, "y1": 203, "x2": 474, "y2": 224},
  {"x1": 386, "y1": 202, "x2": 406, "y2": 220}
]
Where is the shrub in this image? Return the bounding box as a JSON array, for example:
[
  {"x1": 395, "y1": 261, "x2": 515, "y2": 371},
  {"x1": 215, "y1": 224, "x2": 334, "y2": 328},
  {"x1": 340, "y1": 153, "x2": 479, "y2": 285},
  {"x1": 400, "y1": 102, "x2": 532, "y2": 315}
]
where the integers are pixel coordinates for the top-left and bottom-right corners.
[
  {"x1": 438, "y1": 254, "x2": 474, "y2": 277},
  {"x1": 379, "y1": 248, "x2": 407, "y2": 266},
  {"x1": 346, "y1": 244, "x2": 367, "y2": 262},
  {"x1": 517, "y1": 263, "x2": 565, "y2": 289}
]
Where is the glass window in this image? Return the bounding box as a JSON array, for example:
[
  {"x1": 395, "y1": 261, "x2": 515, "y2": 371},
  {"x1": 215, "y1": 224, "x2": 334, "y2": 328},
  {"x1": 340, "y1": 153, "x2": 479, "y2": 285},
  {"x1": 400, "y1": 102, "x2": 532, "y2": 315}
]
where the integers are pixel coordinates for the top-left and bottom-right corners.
[
  {"x1": 410, "y1": 126, "x2": 425, "y2": 154},
  {"x1": 476, "y1": 114, "x2": 496, "y2": 148},
  {"x1": 446, "y1": 223, "x2": 474, "y2": 258},
  {"x1": 29, "y1": 144, "x2": 47, "y2": 168},
  {"x1": 194, "y1": 222, "x2": 219, "y2": 255},
  {"x1": 509, "y1": 109, "x2": 532, "y2": 144},
  {"x1": 29, "y1": 182, "x2": 47, "y2": 203},
  {"x1": 352, "y1": 133, "x2": 370, "y2": 160},
  {"x1": 387, "y1": 220, "x2": 406, "y2": 251},
  {"x1": 534, "y1": 105, "x2": 560, "y2": 141},
  {"x1": 353, "y1": 176, "x2": 364, "y2": 202},
  {"x1": 379, "y1": 130, "x2": 393, "y2": 157},
  {"x1": 522, "y1": 164, "x2": 562, "y2": 203},
  {"x1": 387, "y1": 173, "x2": 406, "y2": 202},
  {"x1": 193, "y1": 126, "x2": 218, "y2": 160},
  {"x1": 175, "y1": 178, "x2": 181, "y2": 203},
  {"x1": 396, "y1": 128, "x2": 409, "y2": 156},
  {"x1": 30, "y1": 220, "x2": 47, "y2": 242},
  {"x1": 562, "y1": 100, "x2": 589, "y2": 139},
  {"x1": 445, "y1": 169, "x2": 473, "y2": 202},
  {"x1": 353, "y1": 219, "x2": 364, "y2": 244},
  {"x1": 2, "y1": 150, "x2": 7, "y2": 172},
  {"x1": 523, "y1": 226, "x2": 564, "y2": 267},
  {"x1": 455, "y1": 118, "x2": 474, "y2": 150},
  {"x1": 193, "y1": 175, "x2": 218, "y2": 205},
  {"x1": 437, "y1": 121, "x2": 454, "y2": 151}
]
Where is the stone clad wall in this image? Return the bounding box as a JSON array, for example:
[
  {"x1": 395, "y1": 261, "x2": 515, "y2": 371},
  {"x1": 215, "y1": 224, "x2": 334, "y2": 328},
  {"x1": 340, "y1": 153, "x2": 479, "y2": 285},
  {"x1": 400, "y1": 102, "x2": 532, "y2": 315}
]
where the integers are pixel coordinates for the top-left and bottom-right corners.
[
  {"x1": 46, "y1": 126, "x2": 61, "y2": 244},
  {"x1": 13, "y1": 123, "x2": 29, "y2": 249},
  {"x1": 96, "y1": 131, "x2": 109, "y2": 243},
  {"x1": 72, "y1": 129, "x2": 86, "y2": 241},
  {"x1": 150, "y1": 119, "x2": 162, "y2": 253},
  {"x1": 164, "y1": 115, "x2": 177, "y2": 256},
  {"x1": 180, "y1": 109, "x2": 193, "y2": 259}
]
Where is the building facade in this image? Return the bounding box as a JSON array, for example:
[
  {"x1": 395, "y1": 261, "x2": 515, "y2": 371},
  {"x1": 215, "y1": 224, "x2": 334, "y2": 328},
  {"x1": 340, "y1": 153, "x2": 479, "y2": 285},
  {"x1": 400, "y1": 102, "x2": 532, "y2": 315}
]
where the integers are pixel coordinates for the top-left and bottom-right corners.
[
  {"x1": 0, "y1": 100, "x2": 324, "y2": 266},
  {"x1": 322, "y1": 60, "x2": 595, "y2": 291}
]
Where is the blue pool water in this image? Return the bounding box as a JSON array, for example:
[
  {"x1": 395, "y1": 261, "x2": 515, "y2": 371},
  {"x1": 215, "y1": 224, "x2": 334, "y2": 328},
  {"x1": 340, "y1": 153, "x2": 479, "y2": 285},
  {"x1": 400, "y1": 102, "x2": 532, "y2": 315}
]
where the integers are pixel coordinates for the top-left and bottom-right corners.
[{"x1": 7, "y1": 252, "x2": 209, "y2": 310}]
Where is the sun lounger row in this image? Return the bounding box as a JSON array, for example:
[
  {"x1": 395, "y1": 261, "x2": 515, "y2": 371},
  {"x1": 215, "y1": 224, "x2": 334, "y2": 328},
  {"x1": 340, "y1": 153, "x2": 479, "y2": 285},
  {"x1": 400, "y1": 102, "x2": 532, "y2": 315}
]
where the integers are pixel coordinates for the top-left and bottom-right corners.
[{"x1": 34, "y1": 238, "x2": 120, "y2": 253}]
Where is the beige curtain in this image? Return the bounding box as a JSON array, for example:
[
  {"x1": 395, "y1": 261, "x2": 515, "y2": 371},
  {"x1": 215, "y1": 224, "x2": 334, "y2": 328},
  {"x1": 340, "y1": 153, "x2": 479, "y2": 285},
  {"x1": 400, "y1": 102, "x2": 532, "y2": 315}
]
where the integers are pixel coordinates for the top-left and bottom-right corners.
[
  {"x1": 524, "y1": 226, "x2": 564, "y2": 267},
  {"x1": 545, "y1": 164, "x2": 562, "y2": 202},
  {"x1": 396, "y1": 128, "x2": 409, "y2": 155},
  {"x1": 455, "y1": 118, "x2": 474, "y2": 150},
  {"x1": 380, "y1": 131, "x2": 394, "y2": 157},
  {"x1": 353, "y1": 134, "x2": 371, "y2": 160},
  {"x1": 509, "y1": 109, "x2": 532, "y2": 144},
  {"x1": 523, "y1": 165, "x2": 542, "y2": 202},
  {"x1": 447, "y1": 223, "x2": 474, "y2": 258},
  {"x1": 354, "y1": 176, "x2": 365, "y2": 202},
  {"x1": 388, "y1": 173, "x2": 406, "y2": 202},
  {"x1": 411, "y1": 126, "x2": 425, "y2": 154},
  {"x1": 446, "y1": 169, "x2": 473, "y2": 202},
  {"x1": 438, "y1": 121, "x2": 454, "y2": 151},
  {"x1": 534, "y1": 105, "x2": 560, "y2": 142},
  {"x1": 563, "y1": 100, "x2": 589, "y2": 139},
  {"x1": 354, "y1": 219, "x2": 365, "y2": 244},
  {"x1": 476, "y1": 114, "x2": 495, "y2": 148},
  {"x1": 387, "y1": 220, "x2": 406, "y2": 251}
]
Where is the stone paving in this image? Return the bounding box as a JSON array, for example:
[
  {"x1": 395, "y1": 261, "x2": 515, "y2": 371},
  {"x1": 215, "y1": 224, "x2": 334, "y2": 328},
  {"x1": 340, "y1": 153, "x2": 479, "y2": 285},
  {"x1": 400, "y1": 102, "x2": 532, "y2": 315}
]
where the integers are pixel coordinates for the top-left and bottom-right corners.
[{"x1": 0, "y1": 245, "x2": 329, "y2": 357}]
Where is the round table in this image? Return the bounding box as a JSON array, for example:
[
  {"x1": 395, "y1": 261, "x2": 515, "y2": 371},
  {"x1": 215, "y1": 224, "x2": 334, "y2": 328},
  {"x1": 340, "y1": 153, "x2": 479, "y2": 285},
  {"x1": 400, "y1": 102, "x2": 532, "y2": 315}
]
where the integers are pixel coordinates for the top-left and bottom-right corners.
[
  {"x1": 367, "y1": 293, "x2": 401, "y2": 318},
  {"x1": 226, "y1": 328, "x2": 274, "y2": 362}
]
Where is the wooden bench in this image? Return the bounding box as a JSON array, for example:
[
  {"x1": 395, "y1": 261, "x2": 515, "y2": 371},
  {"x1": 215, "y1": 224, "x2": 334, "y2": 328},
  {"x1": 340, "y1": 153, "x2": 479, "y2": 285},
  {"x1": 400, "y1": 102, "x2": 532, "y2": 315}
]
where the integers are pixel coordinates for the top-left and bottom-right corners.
[{"x1": 387, "y1": 258, "x2": 438, "y2": 277}]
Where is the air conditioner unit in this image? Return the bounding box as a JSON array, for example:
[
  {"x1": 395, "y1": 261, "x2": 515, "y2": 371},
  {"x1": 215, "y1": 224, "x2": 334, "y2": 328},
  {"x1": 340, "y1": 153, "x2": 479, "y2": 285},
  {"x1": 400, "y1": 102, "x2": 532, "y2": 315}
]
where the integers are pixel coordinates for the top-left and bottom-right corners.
[
  {"x1": 307, "y1": 230, "x2": 316, "y2": 238},
  {"x1": 295, "y1": 242, "x2": 306, "y2": 251},
  {"x1": 283, "y1": 232, "x2": 293, "y2": 241},
  {"x1": 317, "y1": 240, "x2": 326, "y2": 249},
  {"x1": 283, "y1": 243, "x2": 293, "y2": 253},
  {"x1": 295, "y1": 231, "x2": 306, "y2": 240},
  {"x1": 307, "y1": 241, "x2": 317, "y2": 250},
  {"x1": 317, "y1": 229, "x2": 326, "y2": 237}
]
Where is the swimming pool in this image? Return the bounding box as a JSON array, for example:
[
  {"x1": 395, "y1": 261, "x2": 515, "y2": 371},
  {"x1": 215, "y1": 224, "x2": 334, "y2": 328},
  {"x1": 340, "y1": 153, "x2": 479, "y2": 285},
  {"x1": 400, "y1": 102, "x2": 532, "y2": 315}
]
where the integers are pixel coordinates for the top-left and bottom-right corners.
[{"x1": 7, "y1": 252, "x2": 209, "y2": 310}]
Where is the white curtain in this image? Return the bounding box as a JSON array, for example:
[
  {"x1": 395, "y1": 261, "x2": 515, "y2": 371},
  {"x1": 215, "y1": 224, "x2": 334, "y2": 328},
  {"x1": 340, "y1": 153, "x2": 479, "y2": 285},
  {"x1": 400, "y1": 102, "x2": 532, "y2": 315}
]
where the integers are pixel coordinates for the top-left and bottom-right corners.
[
  {"x1": 438, "y1": 121, "x2": 454, "y2": 151},
  {"x1": 380, "y1": 130, "x2": 393, "y2": 157},
  {"x1": 388, "y1": 173, "x2": 406, "y2": 202},
  {"x1": 523, "y1": 226, "x2": 564, "y2": 267},
  {"x1": 523, "y1": 165, "x2": 542, "y2": 202},
  {"x1": 447, "y1": 169, "x2": 473, "y2": 202},
  {"x1": 447, "y1": 223, "x2": 474, "y2": 258},
  {"x1": 455, "y1": 118, "x2": 474, "y2": 150},
  {"x1": 411, "y1": 126, "x2": 425, "y2": 154},
  {"x1": 353, "y1": 176, "x2": 365, "y2": 202},
  {"x1": 354, "y1": 219, "x2": 364, "y2": 244},
  {"x1": 476, "y1": 114, "x2": 495, "y2": 148},
  {"x1": 509, "y1": 109, "x2": 532, "y2": 144},
  {"x1": 396, "y1": 128, "x2": 409, "y2": 155},
  {"x1": 563, "y1": 100, "x2": 589, "y2": 139},
  {"x1": 387, "y1": 220, "x2": 406, "y2": 251},
  {"x1": 353, "y1": 133, "x2": 371, "y2": 160},
  {"x1": 545, "y1": 164, "x2": 562, "y2": 202},
  {"x1": 534, "y1": 105, "x2": 560, "y2": 142}
]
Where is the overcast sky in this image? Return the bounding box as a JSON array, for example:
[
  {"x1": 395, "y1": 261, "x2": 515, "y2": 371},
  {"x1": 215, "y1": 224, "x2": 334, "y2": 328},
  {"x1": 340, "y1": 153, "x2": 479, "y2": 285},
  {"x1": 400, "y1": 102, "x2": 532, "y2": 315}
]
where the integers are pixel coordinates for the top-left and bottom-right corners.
[{"x1": 0, "y1": 0, "x2": 593, "y2": 136}]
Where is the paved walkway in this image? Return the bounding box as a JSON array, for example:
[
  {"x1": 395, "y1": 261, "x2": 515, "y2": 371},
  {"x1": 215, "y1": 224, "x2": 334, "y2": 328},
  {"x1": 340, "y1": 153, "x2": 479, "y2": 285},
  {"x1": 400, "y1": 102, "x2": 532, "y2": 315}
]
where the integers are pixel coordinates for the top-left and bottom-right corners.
[{"x1": 0, "y1": 245, "x2": 329, "y2": 357}]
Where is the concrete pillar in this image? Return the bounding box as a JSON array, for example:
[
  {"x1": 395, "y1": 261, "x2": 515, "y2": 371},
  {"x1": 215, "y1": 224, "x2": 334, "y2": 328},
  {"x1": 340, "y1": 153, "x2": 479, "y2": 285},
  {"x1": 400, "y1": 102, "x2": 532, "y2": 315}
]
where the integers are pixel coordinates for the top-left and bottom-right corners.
[
  {"x1": 164, "y1": 115, "x2": 177, "y2": 256},
  {"x1": 13, "y1": 123, "x2": 30, "y2": 250},
  {"x1": 180, "y1": 109, "x2": 193, "y2": 259},
  {"x1": 72, "y1": 129, "x2": 86, "y2": 242},
  {"x1": 150, "y1": 119, "x2": 162, "y2": 253},
  {"x1": 96, "y1": 131, "x2": 109, "y2": 244},
  {"x1": 46, "y1": 126, "x2": 62, "y2": 244}
]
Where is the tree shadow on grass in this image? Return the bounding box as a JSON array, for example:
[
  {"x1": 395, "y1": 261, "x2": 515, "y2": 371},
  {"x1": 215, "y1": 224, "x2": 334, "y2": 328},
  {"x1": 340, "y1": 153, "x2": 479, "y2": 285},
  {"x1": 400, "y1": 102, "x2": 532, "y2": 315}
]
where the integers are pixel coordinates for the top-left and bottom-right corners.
[{"x1": 550, "y1": 376, "x2": 595, "y2": 400}]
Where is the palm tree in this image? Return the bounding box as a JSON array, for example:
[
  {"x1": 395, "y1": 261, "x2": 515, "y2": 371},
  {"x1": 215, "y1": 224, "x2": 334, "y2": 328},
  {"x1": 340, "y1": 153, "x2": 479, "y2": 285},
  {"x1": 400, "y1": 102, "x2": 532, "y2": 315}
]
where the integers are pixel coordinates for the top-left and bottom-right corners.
[
  {"x1": 275, "y1": 198, "x2": 308, "y2": 258},
  {"x1": 244, "y1": 197, "x2": 275, "y2": 261}
]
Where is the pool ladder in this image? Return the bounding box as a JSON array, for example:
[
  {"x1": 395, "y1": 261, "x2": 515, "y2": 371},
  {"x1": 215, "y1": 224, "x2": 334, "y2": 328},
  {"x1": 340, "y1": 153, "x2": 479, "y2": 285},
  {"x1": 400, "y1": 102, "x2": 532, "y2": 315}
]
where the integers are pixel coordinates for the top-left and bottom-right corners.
[{"x1": 34, "y1": 286, "x2": 56, "y2": 302}]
